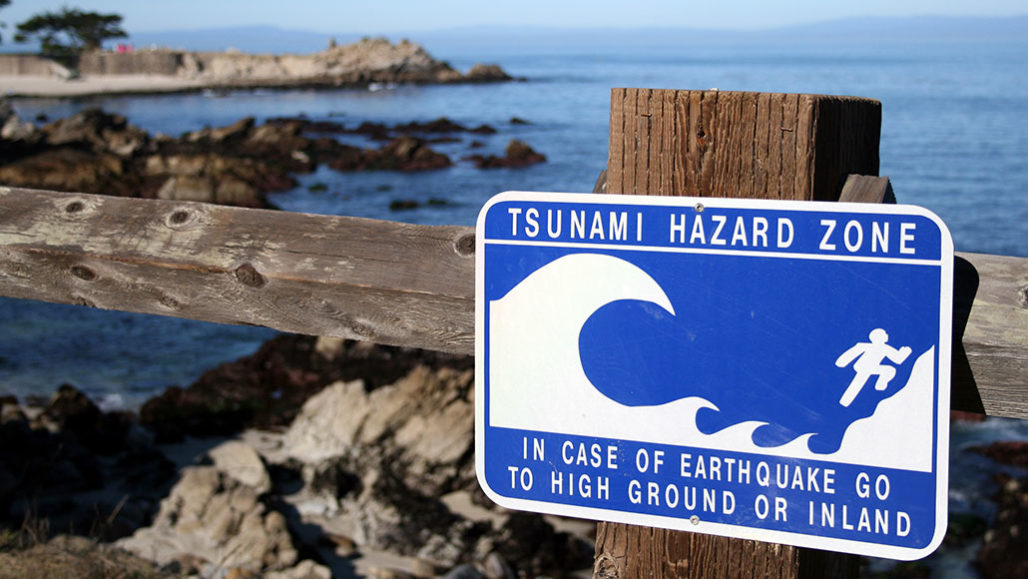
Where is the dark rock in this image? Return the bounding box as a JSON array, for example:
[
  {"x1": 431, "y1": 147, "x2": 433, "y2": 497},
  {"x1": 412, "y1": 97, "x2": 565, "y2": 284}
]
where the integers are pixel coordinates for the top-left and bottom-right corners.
[
  {"x1": 280, "y1": 118, "x2": 347, "y2": 134},
  {"x1": 390, "y1": 199, "x2": 421, "y2": 211},
  {"x1": 373, "y1": 136, "x2": 452, "y2": 171},
  {"x1": 976, "y1": 474, "x2": 1028, "y2": 578},
  {"x1": 325, "y1": 143, "x2": 370, "y2": 171},
  {"x1": 208, "y1": 116, "x2": 255, "y2": 143},
  {"x1": 968, "y1": 441, "x2": 1028, "y2": 467},
  {"x1": 387, "y1": 195, "x2": 450, "y2": 209},
  {"x1": 490, "y1": 513, "x2": 594, "y2": 577},
  {"x1": 0, "y1": 148, "x2": 136, "y2": 196},
  {"x1": 469, "y1": 124, "x2": 498, "y2": 135},
  {"x1": 328, "y1": 136, "x2": 452, "y2": 172},
  {"x1": 353, "y1": 121, "x2": 392, "y2": 140},
  {"x1": 464, "y1": 64, "x2": 513, "y2": 82},
  {"x1": 502, "y1": 139, "x2": 546, "y2": 165},
  {"x1": 945, "y1": 512, "x2": 988, "y2": 547},
  {"x1": 394, "y1": 117, "x2": 468, "y2": 134},
  {"x1": 509, "y1": 117, "x2": 530, "y2": 125},
  {"x1": 0, "y1": 391, "x2": 169, "y2": 541},
  {"x1": 468, "y1": 139, "x2": 546, "y2": 169},
  {"x1": 951, "y1": 410, "x2": 987, "y2": 422},
  {"x1": 44, "y1": 383, "x2": 135, "y2": 455},
  {"x1": 42, "y1": 108, "x2": 148, "y2": 156},
  {"x1": 428, "y1": 136, "x2": 462, "y2": 144}
]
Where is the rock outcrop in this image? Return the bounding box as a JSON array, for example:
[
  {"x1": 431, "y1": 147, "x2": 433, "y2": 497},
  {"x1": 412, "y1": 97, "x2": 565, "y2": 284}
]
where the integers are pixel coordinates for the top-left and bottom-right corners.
[
  {"x1": 132, "y1": 337, "x2": 592, "y2": 577},
  {"x1": 0, "y1": 385, "x2": 174, "y2": 542},
  {"x1": 468, "y1": 139, "x2": 547, "y2": 168},
  {"x1": 117, "y1": 442, "x2": 298, "y2": 575},
  {"x1": 0, "y1": 107, "x2": 545, "y2": 208},
  {"x1": 63, "y1": 37, "x2": 512, "y2": 90}
]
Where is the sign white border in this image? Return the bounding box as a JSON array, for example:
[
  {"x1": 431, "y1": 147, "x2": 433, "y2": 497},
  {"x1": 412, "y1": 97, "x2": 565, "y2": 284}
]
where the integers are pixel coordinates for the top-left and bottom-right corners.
[{"x1": 475, "y1": 191, "x2": 953, "y2": 560}]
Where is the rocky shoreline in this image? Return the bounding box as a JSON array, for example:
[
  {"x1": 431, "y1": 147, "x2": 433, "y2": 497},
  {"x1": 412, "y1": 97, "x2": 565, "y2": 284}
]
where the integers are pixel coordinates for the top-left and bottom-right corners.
[
  {"x1": 0, "y1": 337, "x2": 594, "y2": 578},
  {"x1": 0, "y1": 102, "x2": 547, "y2": 210},
  {"x1": 1, "y1": 38, "x2": 514, "y2": 98},
  {"x1": 1, "y1": 338, "x2": 1026, "y2": 578}
]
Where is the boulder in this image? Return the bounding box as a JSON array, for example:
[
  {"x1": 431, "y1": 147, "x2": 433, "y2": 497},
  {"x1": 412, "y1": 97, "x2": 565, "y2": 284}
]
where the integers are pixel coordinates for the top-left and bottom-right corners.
[
  {"x1": 0, "y1": 148, "x2": 132, "y2": 195},
  {"x1": 208, "y1": 440, "x2": 273, "y2": 495},
  {"x1": 0, "y1": 388, "x2": 172, "y2": 540},
  {"x1": 209, "y1": 116, "x2": 256, "y2": 142},
  {"x1": 464, "y1": 64, "x2": 513, "y2": 83},
  {"x1": 2, "y1": 113, "x2": 37, "y2": 141},
  {"x1": 216, "y1": 176, "x2": 261, "y2": 205},
  {"x1": 117, "y1": 465, "x2": 298, "y2": 573},
  {"x1": 283, "y1": 365, "x2": 475, "y2": 496},
  {"x1": 968, "y1": 441, "x2": 1028, "y2": 467},
  {"x1": 394, "y1": 117, "x2": 468, "y2": 134},
  {"x1": 156, "y1": 174, "x2": 215, "y2": 202},
  {"x1": 370, "y1": 136, "x2": 452, "y2": 171},
  {"x1": 41, "y1": 108, "x2": 149, "y2": 157},
  {"x1": 468, "y1": 139, "x2": 546, "y2": 169}
]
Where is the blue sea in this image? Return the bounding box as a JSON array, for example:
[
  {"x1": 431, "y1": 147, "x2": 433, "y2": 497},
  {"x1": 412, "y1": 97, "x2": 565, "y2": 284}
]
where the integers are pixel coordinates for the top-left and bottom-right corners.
[{"x1": 1, "y1": 31, "x2": 1026, "y2": 572}]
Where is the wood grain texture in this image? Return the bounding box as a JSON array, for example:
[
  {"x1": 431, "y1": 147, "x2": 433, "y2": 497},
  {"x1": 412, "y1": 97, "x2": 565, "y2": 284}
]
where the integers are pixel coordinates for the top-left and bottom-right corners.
[
  {"x1": 607, "y1": 89, "x2": 880, "y2": 201},
  {"x1": 837, "y1": 174, "x2": 896, "y2": 204},
  {"x1": 595, "y1": 88, "x2": 882, "y2": 579},
  {"x1": 0, "y1": 186, "x2": 475, "y2": 354},
  {"x1": 957, "y1": 251, "x2": 1028, "y2": 417}
]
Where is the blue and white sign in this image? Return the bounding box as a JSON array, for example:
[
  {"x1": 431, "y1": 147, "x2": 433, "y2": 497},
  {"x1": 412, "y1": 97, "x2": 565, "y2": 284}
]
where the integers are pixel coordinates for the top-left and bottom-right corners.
[{"x1": 475, "y1": 191, "x2": 953, "y2": 560}]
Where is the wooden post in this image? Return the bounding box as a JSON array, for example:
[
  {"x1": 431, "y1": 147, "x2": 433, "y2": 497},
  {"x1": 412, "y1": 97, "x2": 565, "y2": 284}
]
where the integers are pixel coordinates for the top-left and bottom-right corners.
[{"x1": 594, "y1": 89, "x2": 882, "y2": 578}]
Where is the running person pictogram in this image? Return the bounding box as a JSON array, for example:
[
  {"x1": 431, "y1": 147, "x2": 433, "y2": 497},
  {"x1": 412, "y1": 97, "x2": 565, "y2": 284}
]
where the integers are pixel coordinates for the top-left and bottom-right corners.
[{"x1": 835, "y1": 328, "x2": 912, "y2": 407}]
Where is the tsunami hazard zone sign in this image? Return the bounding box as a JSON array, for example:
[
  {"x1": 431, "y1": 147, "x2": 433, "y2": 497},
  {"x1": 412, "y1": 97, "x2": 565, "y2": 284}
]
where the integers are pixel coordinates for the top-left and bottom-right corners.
[{"x1": 475, "y1": 191, "x2": 953, "y2": 560}]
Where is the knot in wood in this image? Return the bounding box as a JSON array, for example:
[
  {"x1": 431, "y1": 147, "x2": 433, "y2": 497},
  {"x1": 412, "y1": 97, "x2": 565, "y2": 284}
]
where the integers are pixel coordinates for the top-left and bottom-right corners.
[
  {"x1": 158, "y1": 295, "x2": 181, "y2": 310},
  {"x1": 1019, "y1": 285, "x2": 1028, "y2": 309},
  {"x1": 234, "y1": 263, "x2": 266, "y2": 288},
  {"x1": 454, "y1": 233, "x2": 476, "y2": 256},
  {"x1": 165, "y1": 209, "x2": 194, "y2": 228},
  {"x1": 65, "y1": 201, "x2": 85, "y2": 214},
  {"x1": 70, "y1": 265, "x2": 97, "y2": 281}
]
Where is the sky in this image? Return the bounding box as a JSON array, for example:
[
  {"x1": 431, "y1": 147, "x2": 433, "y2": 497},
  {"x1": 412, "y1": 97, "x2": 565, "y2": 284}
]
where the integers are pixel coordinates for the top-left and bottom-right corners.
[{"x1": 1, "y1": 0, "x2": 1025, "y2": 33}]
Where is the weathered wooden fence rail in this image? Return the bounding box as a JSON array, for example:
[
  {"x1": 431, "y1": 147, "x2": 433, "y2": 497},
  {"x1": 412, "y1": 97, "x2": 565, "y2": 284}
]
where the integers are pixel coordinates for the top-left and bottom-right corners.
[
  {"x1": 0, "y1": 186, "x2": 476, "y2": 354},
  {"x1": 1, "y1": 184, "x2": 1023, "y2": 418}
]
